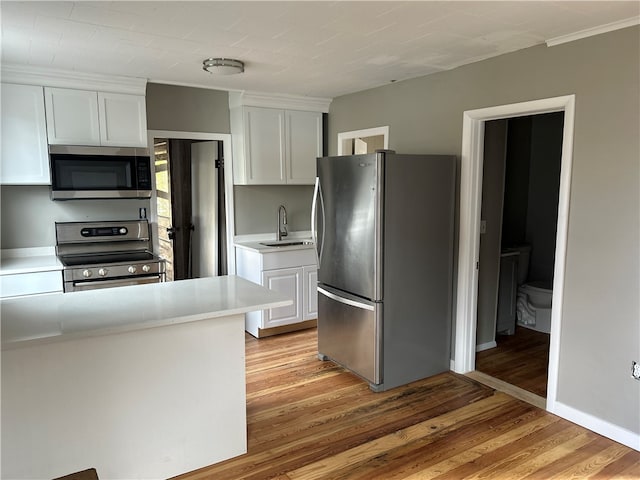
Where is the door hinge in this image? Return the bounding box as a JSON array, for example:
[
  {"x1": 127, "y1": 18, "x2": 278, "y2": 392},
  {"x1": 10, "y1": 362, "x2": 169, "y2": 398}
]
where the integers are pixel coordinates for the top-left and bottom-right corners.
[
  {"x1": 476, "y1": 261, "x2": 479, "y2": 270},
  {"x1": 215, "y1": 159, "x2": 224, "y2": 169}
]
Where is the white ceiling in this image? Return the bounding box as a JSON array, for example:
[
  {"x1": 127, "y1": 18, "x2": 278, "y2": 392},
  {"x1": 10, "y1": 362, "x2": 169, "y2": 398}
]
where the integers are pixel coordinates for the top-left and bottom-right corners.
[{"x1": 2, "y1": 1, "x2": 638, "y2": 99}]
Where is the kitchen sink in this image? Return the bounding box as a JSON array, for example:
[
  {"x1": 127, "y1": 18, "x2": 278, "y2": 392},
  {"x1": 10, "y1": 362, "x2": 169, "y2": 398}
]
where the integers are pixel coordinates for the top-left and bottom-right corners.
[{"x1": 260, "y1": 240, "x2": 314, "y2": 247}]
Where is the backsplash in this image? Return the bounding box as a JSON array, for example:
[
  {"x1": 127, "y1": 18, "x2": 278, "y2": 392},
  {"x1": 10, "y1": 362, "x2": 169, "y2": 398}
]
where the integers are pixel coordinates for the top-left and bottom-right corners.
[
  {"x1": 234, "y1": 185, "x2": 314, "y2": 235},
  {"x1": 1, "y1": 186, "x2": 150, "y2": 248}
]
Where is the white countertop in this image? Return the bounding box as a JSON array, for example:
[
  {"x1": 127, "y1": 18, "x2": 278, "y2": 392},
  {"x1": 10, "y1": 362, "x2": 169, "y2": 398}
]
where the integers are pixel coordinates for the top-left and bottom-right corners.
[
  {"x1": 0, "y1": 247, "x2": 62, "y2": 275},
  {"x1": 1, "y1": 275, "x2": 292, "y2": 349},
  {"x1": 234, "y1": 232, "x2": 315, "y2": 253}
]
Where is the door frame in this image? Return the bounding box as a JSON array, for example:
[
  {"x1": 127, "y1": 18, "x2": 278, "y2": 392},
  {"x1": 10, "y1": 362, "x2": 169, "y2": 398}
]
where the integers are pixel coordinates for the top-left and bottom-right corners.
[
  {"x1": 452, "y1": 95, "x2": 576, "y2": 413},
  {"x1": 147, "y1": 130, "x2": 236, "y2": 275}
]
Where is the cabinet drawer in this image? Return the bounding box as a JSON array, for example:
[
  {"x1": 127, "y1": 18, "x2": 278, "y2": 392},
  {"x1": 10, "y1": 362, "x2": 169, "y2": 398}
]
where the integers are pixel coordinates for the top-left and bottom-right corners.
[
  {"x1": 0, "y1": 270, "x2": 63, "y2": 298},
  {"x1": 261, "y1": 248, "x2": 316, "y2": 270}
]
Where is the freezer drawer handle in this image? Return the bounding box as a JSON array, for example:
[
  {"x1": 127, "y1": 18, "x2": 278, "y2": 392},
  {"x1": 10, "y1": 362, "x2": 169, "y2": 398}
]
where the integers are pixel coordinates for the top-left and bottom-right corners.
[{"x1": 318, "y1": 287, "x2": 375, "y2": 311}]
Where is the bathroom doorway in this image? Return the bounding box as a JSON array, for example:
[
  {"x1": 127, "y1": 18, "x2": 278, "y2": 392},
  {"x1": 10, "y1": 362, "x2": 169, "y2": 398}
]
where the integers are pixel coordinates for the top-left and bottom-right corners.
[
  {"x1": 474, "y1": 111, "x2": 564, "y2": 402},
  {"x1": 453, "y1": 95, "x2": 576, "y2": 414}
]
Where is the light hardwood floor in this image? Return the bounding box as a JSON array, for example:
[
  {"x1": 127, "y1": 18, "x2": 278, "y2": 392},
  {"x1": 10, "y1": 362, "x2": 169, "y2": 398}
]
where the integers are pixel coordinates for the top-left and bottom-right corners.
[
  {"x1": 176, "y1": 328, "x2": 639, "y2": 480},
  {"x1": 476, "y1": 326, "x2": 550, "y2": 397}
]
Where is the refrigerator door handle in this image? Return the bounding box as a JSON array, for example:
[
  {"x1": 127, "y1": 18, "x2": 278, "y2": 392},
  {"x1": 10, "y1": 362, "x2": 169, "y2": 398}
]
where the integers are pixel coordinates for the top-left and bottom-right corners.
[
  {"x1": 318, "y1": 287, "x2": 375, "y2": 311},
  {"x1": 315, "y1": 178, "x2": 326, "y2": 267},
  {"x1": 311, "y1": 177, "x2": 320, "y2": 266}
]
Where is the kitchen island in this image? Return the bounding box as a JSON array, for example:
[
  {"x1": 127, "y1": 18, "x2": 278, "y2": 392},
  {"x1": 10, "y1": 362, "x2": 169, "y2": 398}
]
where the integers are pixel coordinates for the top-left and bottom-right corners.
[{"x1": 1, "y1": 276, "x2": 292, "y2": 480}]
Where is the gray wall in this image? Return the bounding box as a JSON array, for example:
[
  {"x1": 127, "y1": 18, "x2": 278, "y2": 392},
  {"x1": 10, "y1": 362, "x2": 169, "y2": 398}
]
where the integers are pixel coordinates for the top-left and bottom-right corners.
[
  {"x1": 526, "y1": 113, "x2": 563, "y2": 284},
  {"x1": 328, "y1": 27, "x2": 640, "y2": 434},
  {"x1": 502, "y1": 112, "x2": 563, "y2": 285},
  {"x1": 502, "y1": 117, "x2": 533, "y2": 247},
  {"x1": 234, "y1": 185, "x2": 314, "y2": 235},
  {"x1": 1, "y1": 186, "x2": 148, "y2": 248},
  {"x1": 146, "y1": 83, "x2": 230, "y2": 133}
]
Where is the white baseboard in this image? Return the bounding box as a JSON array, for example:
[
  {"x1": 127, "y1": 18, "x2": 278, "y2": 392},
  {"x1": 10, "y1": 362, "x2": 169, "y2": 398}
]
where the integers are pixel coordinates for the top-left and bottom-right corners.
[
  {"x1": 550, "y1": 401, "x2": 640, "y2": 451},
  {"x1": 476, "y1": 341, "x2": 497, "y2": 352}
]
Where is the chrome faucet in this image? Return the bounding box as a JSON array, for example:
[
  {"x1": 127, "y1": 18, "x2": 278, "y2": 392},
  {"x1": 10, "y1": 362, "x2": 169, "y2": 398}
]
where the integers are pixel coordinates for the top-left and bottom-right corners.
[{"x1": 277, "y1": 205, "x2": 288, "y2": 241}]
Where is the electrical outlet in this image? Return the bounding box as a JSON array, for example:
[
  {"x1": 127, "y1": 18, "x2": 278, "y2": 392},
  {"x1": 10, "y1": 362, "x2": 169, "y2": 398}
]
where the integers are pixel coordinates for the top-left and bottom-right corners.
[{"x1": 632, "y1": 361, "x2": 640, "y2": 380}]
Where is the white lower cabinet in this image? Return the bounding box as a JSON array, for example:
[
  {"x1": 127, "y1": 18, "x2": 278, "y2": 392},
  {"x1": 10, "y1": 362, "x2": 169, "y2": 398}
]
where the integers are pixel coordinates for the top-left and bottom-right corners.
[
  {"x1": 235, "y1": 246, "x2": 317, "y2": 337},
  {"x1": 262, "y1": 267, "x2": 303, "y2": 327},
  {"x1": 303, "y1": 265, "x2": 318, "y2": 320},
  {"x1": 0, "y1": 270, "x2": 63, "y2": 298}
]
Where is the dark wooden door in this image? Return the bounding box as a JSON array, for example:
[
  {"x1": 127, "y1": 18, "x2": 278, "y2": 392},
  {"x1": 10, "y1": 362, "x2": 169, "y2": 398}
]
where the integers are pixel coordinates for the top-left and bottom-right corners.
[{"x1": 168, "y1": 139, "x2": 194, "y2": 281}]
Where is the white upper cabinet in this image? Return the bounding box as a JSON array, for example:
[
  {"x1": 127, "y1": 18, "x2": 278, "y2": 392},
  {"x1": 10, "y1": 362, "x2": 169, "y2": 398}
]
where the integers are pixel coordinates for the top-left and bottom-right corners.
[
  {"x1": 229, "y1": 91, "x2": 328, "y2": 186},
  {"x1": 232, "y1": 106, "x2": 322, "y2": 185},
  {"x1": 98, "y1": 92, "x2": 148, "y2": 147},
  {"x1": 45, "y1": 87, "x2": 147, "y2": 147},
  {"x1": 286, "y1": 110, "x2": 323, "y2": 184},
  {"x1": 44, "y1": 87, "x2": 101, "y2": 145},
  {"x1": 243, "y1": 107, "x2": 286, "y2": 184},
  {"x1": 0, "y1": 83, "x2": 51, "y2": 185}
]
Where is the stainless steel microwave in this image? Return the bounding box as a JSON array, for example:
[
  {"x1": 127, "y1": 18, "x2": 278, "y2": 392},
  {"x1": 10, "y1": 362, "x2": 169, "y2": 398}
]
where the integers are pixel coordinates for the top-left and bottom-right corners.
[{"x1": 49, "y1": 145, "x2": 152, "y2": 200}]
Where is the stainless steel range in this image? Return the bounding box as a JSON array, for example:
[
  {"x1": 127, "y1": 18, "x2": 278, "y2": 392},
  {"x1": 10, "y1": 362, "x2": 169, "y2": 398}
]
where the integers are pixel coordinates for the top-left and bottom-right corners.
[{"x1": 56, "y1": 220, "x2": 166, "y2": 292}]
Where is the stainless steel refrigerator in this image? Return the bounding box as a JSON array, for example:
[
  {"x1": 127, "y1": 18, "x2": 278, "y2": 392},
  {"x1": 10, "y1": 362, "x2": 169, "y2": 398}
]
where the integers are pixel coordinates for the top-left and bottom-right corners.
[{"x1": 312, "y1": 150, "x2": 455, "y2": 391}]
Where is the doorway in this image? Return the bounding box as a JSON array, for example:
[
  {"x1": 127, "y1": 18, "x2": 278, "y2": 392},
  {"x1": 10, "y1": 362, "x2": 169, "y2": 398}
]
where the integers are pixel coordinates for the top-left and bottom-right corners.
[
  {"x1": 453, "y1": 95, "x2": 576, "y2": 414},
  {"x1": 337, "y1": 126, "x2": 389, "y2": 155},
  {"x1": 147, "y1": 130, "x2": 236, "y2": 280},
  {"x1": 474, "y1": 112, "x2": 564, "y2": 402},
  {"x1": 153, "y1": 139, "x2": 224, "y2": 280}
]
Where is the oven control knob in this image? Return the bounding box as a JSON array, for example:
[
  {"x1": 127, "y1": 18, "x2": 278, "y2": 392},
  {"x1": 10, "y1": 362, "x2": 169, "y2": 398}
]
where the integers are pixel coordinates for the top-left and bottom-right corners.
[
  {"x1": 128, "y1": 265, "x2": 137, "y2": 274},
  {"x1": 82, "y1": 269, "x2": 92, "y2": 278},
  {"x1": 119, "y1": 228, "x2": 127, "y2": 234},
  {"x1": 98, "y1": 268, "x2": 108, "y2": 277},
  {"x1": 142, "y1": 264, "x2": 151, "y2": 273}
]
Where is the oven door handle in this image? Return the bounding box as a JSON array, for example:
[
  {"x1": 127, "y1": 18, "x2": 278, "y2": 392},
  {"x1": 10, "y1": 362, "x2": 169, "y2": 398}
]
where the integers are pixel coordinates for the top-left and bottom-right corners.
[{"x1": 68, "y1": 276, "x2": 161, "y2": 292}]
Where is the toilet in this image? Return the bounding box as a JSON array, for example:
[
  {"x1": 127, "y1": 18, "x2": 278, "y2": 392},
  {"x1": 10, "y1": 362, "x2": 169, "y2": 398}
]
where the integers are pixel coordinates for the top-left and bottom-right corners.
[{"x1": 511, "y1": 245, "x2": 553, "y2": 334}]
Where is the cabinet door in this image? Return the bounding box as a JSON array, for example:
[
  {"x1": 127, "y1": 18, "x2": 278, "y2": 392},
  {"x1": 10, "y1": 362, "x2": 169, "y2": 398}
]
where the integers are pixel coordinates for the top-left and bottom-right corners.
[
  {"x1": 98, "y1": 92, "x2": 148, "y2": 147},
  {"x1": 244, "y1": 107, "x2": 286, "y2": 184},
  {"x1": 262, "y1": 267, "x2": 302, "y2": 328},
  {"x1": 303, "y1": 265, "x2": 318, "y2": 320},
  {"x1": 286, "y1": 110, "x2": 322, "y2": 184},
  {"x1": 44, "y1": 87, "x2": 100, "y2": 145},
  {"x1": 0, "y1": 271, "x2": 63, "y2": 298},
  {"x1": 0, "y1": 84, "x2": 50, "y2": 184}
]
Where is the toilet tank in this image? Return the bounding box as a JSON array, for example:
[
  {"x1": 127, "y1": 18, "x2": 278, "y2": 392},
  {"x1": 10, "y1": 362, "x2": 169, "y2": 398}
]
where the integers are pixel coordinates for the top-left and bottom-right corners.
[
  {"x1": 509, "y1": 244, "x2": 531, "y2": 285},
  {"x1": 514, "y1": 245, "x2": 531, "y2": 285}
]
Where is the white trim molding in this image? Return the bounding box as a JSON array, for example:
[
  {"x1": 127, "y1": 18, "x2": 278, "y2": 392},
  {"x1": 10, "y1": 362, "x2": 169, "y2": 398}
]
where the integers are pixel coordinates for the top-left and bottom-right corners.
[
  {"x1": 551, "y1": 401, "x2": 640, "y2": 451},
  {"x1": 453, "y1": 95, "x2": 576, "y2": 421},
  {"x1": 475, "y1": 341, "x2": 497, "y2": 353},
  {"x1": 228, "y1": 91, "x2": 331, "y2": 113},
  {"x1": 1, "y1": 64, "x2": 146, "y2": 95},
  {"x1": 546, "y1": 16, "x2": 640, "y2": 47}
]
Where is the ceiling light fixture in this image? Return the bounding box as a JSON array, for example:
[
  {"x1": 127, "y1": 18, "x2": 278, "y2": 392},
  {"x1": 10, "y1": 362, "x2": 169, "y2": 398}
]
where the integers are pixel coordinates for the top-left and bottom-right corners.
[{"x1": 202, "y1": 58, "x2": 245, "y2": 75}]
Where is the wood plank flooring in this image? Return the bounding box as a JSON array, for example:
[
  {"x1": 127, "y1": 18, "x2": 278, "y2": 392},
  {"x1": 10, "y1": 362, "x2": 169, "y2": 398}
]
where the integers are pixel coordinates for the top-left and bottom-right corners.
[
  {"x1": 175, "y1": 328, "x2": 639, "y2": 480},
  {"x1": 476, "y1": 326, "x2": 550, "y2": 397}
]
